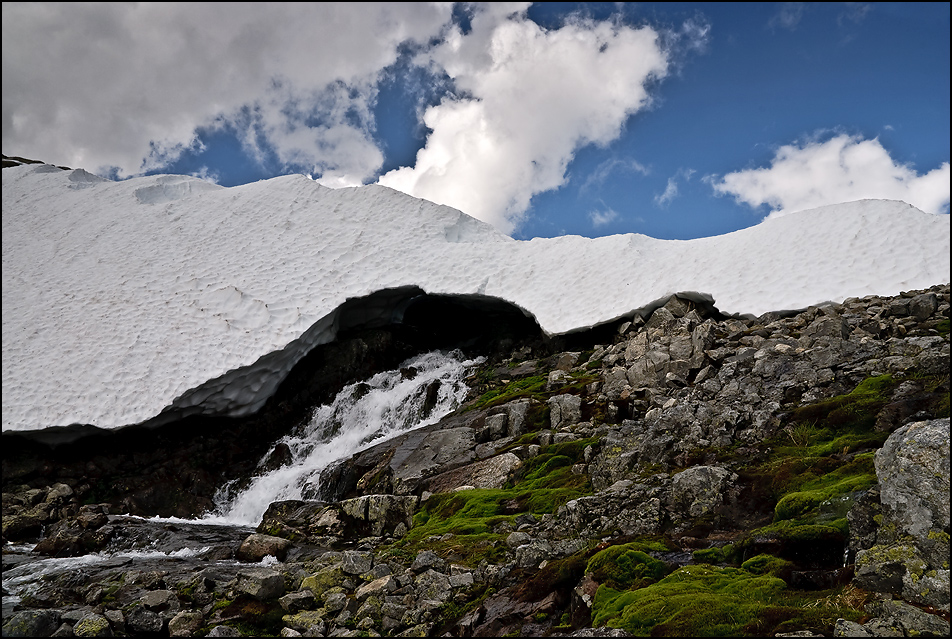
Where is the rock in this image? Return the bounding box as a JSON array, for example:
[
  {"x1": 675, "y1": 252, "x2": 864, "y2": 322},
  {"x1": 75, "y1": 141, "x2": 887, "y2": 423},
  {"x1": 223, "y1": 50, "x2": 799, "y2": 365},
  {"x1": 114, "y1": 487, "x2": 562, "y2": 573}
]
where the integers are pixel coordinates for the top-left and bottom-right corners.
[
  {"x1": 548, "y1": 394, "x2": 582, "y2": 429},
  {"x1": 139, "y1": 589, "x2": 179, "y2": 613},
  {"x1": 337, "y1": 494, "x2": 417, "y2": 537},
  {"x1": 279, "y1": 590, "x2": 316, "y2": 613},
  {"x1": 411, "y1": 550, "x2": 445, "y2": 573},
  {"x1": 505, "y1": 399, "x2": 531, "y2": 437},
  {"x1": 478, "y1": 414, "x2": 508, "y2": 442},
  {"x1": 667, "y1": 465, "x2": 737, "y2": 520},
  {"x1": 875, "y1": 419, "x2": 950, "y2": 540},
  {"x1": 515, "y1": 540, "x2": 553, "y2": 568},
  {"x1": 833, "y1": 619, "x2": 875, "y2": 637},
  {"x1": 355, "y1": 574, "x2": 397, "y2": 600},
  {"x1": 206, "y1": 625, "x2": 242, "y2": 637},
  {"x1": 426, "y1": 452, "x2": 522, "y2": 493},
  {"x1": 167, "y1": 611, "x2": 204, "y2": 637},
  {"x1": 414, "y1": 569, "x2": 453, "y2": 602},
  {"x1": 908, "y1": 293, "x2": 938, "y2": 320},
  {"x1": 236, "y1": 567, "x2": 286, "y2": 600},
  {"x1": 340, "y1": 550, "x2": 374, "y2": 575},
  {"x1": 2, "y1": 610, "x2": 61, "y2": 637},
  {"x1": 506, "y1": 531, "x2": 531, "y2": 548},
  {"x1": 449, "y1": 572, "x2": 474, "y2": 588},
  {"x1": 237, "y1": 533, "x2": 292, "y2": 562},
  {"x1": 865, "y1": 598, "x2": 951, "y2": 636},
  {"x1": 126, "y1": 606, "x2": 164, "y2": 635}
]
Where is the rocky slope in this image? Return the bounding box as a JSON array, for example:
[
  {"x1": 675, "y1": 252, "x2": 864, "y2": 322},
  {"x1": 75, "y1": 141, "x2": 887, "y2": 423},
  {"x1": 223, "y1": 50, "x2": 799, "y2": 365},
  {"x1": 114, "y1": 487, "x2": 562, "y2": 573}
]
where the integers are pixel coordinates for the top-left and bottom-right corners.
[{"x1": 3, "y1": 284, "x2": 950, "y2": 637}]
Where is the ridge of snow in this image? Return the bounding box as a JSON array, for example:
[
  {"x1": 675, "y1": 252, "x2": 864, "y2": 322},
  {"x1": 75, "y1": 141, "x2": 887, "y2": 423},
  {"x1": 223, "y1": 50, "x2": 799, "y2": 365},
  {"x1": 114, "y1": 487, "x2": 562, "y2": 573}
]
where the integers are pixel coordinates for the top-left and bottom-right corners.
[{"x1": 3, "y1": 164, "x2": 949, "y2": 431}]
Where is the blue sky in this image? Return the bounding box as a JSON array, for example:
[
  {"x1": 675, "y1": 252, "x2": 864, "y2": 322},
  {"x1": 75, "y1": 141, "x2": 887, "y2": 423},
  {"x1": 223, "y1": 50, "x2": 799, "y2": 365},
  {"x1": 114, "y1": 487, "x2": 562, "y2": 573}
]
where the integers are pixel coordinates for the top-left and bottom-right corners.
[{"x1": 3, "y1": 2, "x2": 949, "y2": 240}]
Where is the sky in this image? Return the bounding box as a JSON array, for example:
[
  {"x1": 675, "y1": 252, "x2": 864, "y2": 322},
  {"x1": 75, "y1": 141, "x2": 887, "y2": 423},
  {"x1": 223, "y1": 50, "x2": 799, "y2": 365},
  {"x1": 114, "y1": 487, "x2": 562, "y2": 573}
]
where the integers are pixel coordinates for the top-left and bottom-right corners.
[{"x1": 2, "y1": 2, "x2": 949, "y2": 240}]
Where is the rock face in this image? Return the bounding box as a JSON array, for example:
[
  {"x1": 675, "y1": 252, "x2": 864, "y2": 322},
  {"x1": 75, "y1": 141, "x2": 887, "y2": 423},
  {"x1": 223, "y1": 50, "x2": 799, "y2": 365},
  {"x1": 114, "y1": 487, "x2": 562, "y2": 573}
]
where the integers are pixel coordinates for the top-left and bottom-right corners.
[
  {"x1": 3, "y1": 284, "x2": 950, "y2": 637},
  {"x1": 854, "y1": 418, "x2": 950, "y2": 611},
  {"x1": 875, "y1": 419, "x2": 950, "y2": 540}
]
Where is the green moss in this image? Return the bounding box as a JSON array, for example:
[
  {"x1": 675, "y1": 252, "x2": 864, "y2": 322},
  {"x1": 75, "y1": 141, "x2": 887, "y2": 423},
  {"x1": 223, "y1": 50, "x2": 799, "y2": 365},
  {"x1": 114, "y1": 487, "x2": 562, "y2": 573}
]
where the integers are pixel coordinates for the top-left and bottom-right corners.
[
  {"x1": 592, "y1": 564, "x2": 787, "y2": 635},
  {"x1": 516, "y1": 550, "x2": 591, "y2": 602},
  {"x1": 741, "y1": 554, "x2": 795, "y2": 577},
  {"x1": 936, "y1": 318, "x2": 950, "y2": 338},
  {"x1": 469, "y1": 375, "x2": 548, "y2": 410},
  {"x1": 380, "y1": 440, "x2": 596, "y2": 566},
  {"x1": 587, "y1": 543, "x2": 669, "y2": 590},
  {"x1": 591, "y1": 564, "x2": 864, "y2": 637},
  {"x1": 791, "y1": 374, "x2": 896, "y2": 430},
  {"x1": 773, "y1": 470, "x2": 876, "y2": 522},
  {"x1": 693, "y1": 544, "x2": 737, "y2": 565}
]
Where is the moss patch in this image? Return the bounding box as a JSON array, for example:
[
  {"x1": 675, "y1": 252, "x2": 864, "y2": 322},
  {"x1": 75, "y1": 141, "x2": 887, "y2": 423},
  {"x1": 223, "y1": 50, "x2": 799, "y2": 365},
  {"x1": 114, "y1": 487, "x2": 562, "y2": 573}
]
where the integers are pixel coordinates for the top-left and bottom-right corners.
[
  {"x1": 380, "y1": 440, "x2": 596, "y2": 566},
  {"x1": 587, "y1": 542, "x2": 670, "y2": 590},
  {"x1": 591, "y1": 564, "x2": 863, "y2": 637}
]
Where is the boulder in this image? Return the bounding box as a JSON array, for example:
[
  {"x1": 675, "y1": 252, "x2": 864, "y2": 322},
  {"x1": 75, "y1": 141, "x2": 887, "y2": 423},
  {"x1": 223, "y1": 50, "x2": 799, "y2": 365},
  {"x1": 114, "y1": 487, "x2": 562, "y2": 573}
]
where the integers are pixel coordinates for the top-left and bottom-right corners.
[
  {"x1": 72, "y1": 612, "x2": 114, "y2": 637},
  {"x1": 237, "y1": 533, "x2": 292, "y2": 562},
  {"x1": 2, "y1": 610, "x2": 62, "y2": 637},
  {"x1": 426, "y1": 453, "x2": 522, "y2": 493},
  {"x1": 167, "y1": 611, "x2": 204, "y2": 637},
  {"x1": 667, "y1": 465, "x2": 738, "y2": 520},
  {"x1": 548, "y1": 394, "x2": 582, "y2": 429},
  {"x1": 236, "y1": 567, "x2": 286, "y2": 600},
  {"x1": 875, "y1": 418, "x2": 950, "y2": 540}
]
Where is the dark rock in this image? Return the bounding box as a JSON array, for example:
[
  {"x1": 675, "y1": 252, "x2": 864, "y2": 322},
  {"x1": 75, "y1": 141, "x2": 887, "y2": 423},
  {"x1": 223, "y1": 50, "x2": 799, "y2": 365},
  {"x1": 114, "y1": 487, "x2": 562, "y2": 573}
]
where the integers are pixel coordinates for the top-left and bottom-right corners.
[
  {"x1": 1, "y1": 610, "x2": 61, "y2": 637},
  {"x1": 126, "y1": 606, "x2": 164, "y2": 635}
]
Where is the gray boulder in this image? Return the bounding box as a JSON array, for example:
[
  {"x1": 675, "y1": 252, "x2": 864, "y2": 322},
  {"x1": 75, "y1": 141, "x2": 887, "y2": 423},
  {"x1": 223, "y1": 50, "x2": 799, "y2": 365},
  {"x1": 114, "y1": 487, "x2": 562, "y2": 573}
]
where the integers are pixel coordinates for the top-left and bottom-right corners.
[
  {"x1": 875, "y1": 418, "x2": 950, "y2": 540},
  {"x1": 548, "y1": 394, "x2": 582, "y2": 429},
  {"x1": 667, "y1": 465, "x2": 738, "y2": 521},
  {"x1": 236, "y1": 567, "x2": 285, "y2": 600},
  {"x1": 426, "y1": 452, "x2": 522, "y2": 493}
]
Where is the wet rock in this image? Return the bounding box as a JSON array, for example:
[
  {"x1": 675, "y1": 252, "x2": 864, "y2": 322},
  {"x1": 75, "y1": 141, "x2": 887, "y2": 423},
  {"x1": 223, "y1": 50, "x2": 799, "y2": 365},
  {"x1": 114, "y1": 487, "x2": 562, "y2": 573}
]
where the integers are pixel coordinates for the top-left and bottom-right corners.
[{"x1": 237, "y1": 533, "x2": 292, "y2": 562}]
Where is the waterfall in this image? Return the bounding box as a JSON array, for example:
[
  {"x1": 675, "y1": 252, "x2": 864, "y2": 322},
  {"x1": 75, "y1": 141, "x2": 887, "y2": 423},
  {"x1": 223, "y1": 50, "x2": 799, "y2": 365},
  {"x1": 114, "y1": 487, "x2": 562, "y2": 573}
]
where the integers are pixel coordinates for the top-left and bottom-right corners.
[{"x1": 204, "y1": 350, "x2": 483, "y2": 526}]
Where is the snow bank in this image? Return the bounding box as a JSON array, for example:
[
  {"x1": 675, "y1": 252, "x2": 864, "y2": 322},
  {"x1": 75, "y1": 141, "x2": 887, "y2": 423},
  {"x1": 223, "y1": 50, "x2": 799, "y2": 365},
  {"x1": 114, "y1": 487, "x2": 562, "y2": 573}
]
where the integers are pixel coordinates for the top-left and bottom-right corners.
[{"x1": 2, "y1": 164, "x2": 949, "y2": 431}]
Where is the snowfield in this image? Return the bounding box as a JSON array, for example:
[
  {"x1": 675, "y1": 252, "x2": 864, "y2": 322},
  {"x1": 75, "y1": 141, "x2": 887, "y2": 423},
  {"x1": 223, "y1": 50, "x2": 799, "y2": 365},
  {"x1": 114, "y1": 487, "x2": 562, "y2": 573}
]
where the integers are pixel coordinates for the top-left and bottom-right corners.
[{"x1": 3, "y1": 163, "x2": 949, "y2": 431}]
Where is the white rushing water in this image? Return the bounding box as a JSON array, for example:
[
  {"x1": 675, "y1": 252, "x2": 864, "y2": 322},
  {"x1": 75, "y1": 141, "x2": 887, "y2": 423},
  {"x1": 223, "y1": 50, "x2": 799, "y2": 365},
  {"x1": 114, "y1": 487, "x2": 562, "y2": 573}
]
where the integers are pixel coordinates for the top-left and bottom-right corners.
[{"x1": 204, "y1": 350, "x2": 483, "y2": 526}]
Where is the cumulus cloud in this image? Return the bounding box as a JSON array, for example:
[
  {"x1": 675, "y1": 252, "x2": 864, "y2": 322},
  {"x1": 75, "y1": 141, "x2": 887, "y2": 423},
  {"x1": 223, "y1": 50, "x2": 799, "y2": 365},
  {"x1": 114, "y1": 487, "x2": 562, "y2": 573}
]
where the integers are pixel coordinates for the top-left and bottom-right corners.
[
  {"x1": 1, "y1": 3, "x2": 452, "y2": 179},
  {"x1": 378, "y1": 4, "x2": 670, "y2": 233},
  {"x1": 709, "y1": 134, "x2": 951, "y2": 218}
]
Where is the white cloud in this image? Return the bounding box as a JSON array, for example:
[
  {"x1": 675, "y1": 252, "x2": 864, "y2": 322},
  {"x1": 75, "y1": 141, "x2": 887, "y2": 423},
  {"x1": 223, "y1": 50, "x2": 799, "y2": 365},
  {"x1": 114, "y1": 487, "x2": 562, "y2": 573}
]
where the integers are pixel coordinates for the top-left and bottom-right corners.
[
  {"x1": 378, "y1": 4, "x2": 670, "y2": 234},
  {"x1": 710, "y1": 134, "x2": 951, "y2": 218},
  {"x1": 588, "y1": 207, "x2": 619, "y2": 228},
  {"x1": 1, "y1": 3, "x2": 453, "y2": 179},
  {"x1": 655, "y1": 178, "x2": 679, "y2": 207},
  {"x1": 654, "y1": 168, "x2": 695, "y2": 206},
  {"x1": 580, "y1": 157, "x2": 649, "y2": 194}
]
